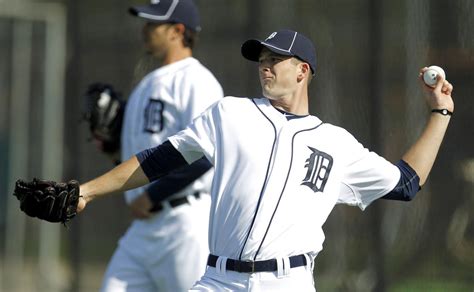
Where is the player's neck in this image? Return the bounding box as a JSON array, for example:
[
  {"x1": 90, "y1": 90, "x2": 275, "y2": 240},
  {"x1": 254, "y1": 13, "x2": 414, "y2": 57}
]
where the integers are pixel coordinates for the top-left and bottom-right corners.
[
  {"x1": 270, "y1": 98, "x2": 308, "y2": 115},
  {"x1": 268, "y1": 89, "x2": 309, "y2": 115},
  {"x1": 161, "y1": 47, "x2": 193, "y2": 66}
]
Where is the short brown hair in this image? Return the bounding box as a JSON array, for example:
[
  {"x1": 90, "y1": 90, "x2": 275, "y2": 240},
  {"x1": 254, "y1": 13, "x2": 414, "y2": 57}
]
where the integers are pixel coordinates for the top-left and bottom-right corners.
[{"x1": 182, "y1": 28, "x2": 198, "y2": 49}]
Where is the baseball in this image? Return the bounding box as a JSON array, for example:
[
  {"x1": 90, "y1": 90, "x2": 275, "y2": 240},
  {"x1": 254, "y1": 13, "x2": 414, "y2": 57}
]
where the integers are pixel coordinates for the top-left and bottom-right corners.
[{"x1": 423, "y1": 65, "x2": 446, "y2": 87}]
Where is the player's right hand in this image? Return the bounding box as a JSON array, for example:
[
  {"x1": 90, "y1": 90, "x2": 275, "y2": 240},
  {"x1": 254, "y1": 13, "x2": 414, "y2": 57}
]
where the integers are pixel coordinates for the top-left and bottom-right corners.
[
  {"x1": 418, "y1": 67, "x2": 454, "y2": 113},
  {"x1": 129, "y1": 192, "x2": 153, "y2": 219}
]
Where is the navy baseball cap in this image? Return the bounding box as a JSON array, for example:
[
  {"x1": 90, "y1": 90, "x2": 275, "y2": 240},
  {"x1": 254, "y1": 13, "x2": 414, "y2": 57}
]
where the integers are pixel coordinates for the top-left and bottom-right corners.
[
  {"x1": 129, "y1": 0, "x2": 201, "y2": 32},
  {"x1": 241, "y1": 29, "x2": 317, "y2": 75}
]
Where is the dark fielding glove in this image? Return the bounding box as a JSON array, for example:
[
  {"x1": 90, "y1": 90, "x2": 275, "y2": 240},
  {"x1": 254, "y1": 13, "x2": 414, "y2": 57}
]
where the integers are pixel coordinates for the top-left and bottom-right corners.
[
  {"x1": 13, "y1": 178, "x2": 80, "y2": 224},
  {"x1": 83, "y1": 83, "x2": 125, "y2": 155}
]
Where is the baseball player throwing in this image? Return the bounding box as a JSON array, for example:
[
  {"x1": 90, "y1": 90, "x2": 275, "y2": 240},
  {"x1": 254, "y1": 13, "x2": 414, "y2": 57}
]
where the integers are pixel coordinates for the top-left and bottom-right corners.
[
  {"x1": 14, "y1": 29, "x2": 453, "y2": 291},
  {"x1": 98, "y1": 1, "x2": 222, "y2": 291}
]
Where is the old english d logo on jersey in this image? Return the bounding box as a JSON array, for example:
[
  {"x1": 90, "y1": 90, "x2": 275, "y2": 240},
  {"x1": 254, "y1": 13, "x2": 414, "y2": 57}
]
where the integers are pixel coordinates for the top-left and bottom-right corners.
[
  {"x1": 302, "y1": 146, "x2": 333, "y2": 192},
  {"x1": 144, "y1": 99, "x2": 165, "y2": 133}
]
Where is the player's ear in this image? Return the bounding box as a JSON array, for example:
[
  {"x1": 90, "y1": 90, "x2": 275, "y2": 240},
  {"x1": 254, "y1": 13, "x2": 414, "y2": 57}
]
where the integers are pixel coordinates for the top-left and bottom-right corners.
[
  {"x1": 297, "y1": 62, "x2": 310, "y2": 82},
  {"x1": 171, "y1": 23, "x2": 186, "y2": 38}
]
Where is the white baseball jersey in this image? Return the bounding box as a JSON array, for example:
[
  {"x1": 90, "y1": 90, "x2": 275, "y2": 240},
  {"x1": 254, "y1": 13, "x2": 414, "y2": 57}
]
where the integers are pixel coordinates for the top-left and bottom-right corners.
[
  {"x1": 121, "y1": 57, "x2": 223, "y2": 203},
  {"x1": 169, "y1": 96, "x2": 400, "y2": 261}
]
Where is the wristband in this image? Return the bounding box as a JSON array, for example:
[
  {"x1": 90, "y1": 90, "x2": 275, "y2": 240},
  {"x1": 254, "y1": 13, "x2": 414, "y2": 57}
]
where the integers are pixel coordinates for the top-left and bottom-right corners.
[{"x1": 431, "y1": 109, "x2": 453, "y2": 116}]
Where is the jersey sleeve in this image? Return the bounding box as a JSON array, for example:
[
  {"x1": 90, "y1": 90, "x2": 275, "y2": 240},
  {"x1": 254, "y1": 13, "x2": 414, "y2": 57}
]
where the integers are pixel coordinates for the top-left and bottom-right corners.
[
  {"x1": 337, "y1": 129, "x2": 401, "y2": 210},
  {"x1": 168, "y1": 100, "x2": 220, "y2": 165},
  {"x1": 381, "y1": 160, "x2": 420, "y2": 201}
]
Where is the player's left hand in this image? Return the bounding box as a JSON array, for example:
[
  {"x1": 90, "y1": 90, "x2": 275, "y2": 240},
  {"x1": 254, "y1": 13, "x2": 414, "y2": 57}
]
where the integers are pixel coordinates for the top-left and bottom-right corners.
[
  {"x1": 77, "y1": 195, "x2": 88, "y2": 213},
  {"x1": 13, "y1": 178, "x2": 81, "y2": 224},
  {"x1": 129, "y1": 192, "x2": 153, "y2": 219},
  {"x1": 419, "y1": 67, "x2": 454, "y2": 113}
]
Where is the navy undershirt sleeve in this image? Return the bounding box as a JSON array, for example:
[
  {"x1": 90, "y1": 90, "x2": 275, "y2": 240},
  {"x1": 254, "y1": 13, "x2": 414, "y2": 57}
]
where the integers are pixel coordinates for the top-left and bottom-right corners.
[
  {"x1": 136, "y1": 140, "x2": 190, "y2": 181},
  {"x1": 146, "y1": 157, "x2": 212, "y2": 205},
  {"x1": 381, "y1": 160, "x2": 421, "y2": 201}
]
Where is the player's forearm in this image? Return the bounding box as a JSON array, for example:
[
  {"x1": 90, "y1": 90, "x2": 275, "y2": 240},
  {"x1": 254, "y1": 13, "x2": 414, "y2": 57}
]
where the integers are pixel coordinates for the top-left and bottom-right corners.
[
  {"x1": 80, "y1": 156, "x2": 150, "y2": 202},
  {"x1": 402, "y1": 113, "x2": 451, "y2": 186}
]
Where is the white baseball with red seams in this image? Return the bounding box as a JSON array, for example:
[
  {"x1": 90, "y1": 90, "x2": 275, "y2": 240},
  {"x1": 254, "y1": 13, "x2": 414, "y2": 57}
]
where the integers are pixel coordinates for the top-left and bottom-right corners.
[{"x1": 423, "y1": 65, "x2": 446, "y2": 87}]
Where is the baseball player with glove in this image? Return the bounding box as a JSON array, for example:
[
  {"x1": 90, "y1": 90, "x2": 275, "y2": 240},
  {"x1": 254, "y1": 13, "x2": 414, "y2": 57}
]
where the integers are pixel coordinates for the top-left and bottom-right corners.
[
  {"x1": 99, "y1": 1, "x2": 223, "y2": 290},
  {"x1": 95, "y1": 1, "x2": 222, "y2": 291},
  {"x1": 14, "y1": 29, "x2": 453, "y2": 291}
]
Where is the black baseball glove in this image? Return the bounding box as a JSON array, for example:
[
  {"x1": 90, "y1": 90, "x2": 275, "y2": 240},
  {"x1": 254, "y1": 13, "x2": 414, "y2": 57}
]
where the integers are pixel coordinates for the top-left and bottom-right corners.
[
  {"x1": 13, "y1": 178, "x2": 80, "y2": 224},
  {"x1": 83, "y1": 83, "x2": 125, "y2": 156}
]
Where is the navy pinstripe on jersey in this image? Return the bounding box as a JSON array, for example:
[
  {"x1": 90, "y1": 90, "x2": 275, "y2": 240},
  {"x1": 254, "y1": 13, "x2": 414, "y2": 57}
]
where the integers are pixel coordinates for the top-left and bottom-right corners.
[{"x1": 238, "y1": 99, "x2": 278, "y2": 260}]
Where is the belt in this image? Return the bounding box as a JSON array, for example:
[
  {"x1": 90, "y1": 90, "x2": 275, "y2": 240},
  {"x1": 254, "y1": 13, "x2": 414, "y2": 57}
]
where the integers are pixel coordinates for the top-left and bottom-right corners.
[
  {"x1": 150, "y1": 192, "x2": 201, "y2": 213},
  {"x1": 207, "y1": 254, "x2": 307, "y2": 273}
]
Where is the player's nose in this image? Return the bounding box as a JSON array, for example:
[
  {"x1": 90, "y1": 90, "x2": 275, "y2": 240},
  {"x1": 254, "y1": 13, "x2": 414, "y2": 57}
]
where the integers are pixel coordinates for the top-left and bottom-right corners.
[{"x1": 259, "y1": 64, "x2": 272, "y2": 76}]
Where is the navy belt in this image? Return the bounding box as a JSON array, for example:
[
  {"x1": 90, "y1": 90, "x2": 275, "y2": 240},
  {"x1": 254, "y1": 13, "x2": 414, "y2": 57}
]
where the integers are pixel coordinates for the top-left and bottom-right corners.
[
  {"x1": 207, "y1": 254, "x2": 307, "y2": 273},
  {"x1": 151, "y1": 192, "x2": 201, "y2": 213}
]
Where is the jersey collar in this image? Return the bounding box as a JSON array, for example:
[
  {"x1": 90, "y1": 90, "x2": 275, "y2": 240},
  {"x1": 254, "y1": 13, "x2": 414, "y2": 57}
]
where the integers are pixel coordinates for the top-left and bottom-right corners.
[{"x1": 254, "y1": 97, "x2": 322, "y2": 127}]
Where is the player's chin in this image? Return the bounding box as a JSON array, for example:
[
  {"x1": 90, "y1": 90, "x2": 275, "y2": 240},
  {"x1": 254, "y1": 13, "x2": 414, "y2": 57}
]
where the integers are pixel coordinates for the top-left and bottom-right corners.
[
  {"x1": 260, "y1": 81, "x2": 272, "y2": 91},
  {"x1": 262, "y1": 89, "x2": 277, "y2": 101}
]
